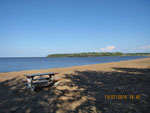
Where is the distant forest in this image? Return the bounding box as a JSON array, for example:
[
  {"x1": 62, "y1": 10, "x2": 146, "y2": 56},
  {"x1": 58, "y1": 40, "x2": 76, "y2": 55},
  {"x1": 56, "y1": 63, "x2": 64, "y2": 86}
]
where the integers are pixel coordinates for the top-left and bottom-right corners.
[{"x1": 47, "y1": 52, "x2": 150, "y2": 57}]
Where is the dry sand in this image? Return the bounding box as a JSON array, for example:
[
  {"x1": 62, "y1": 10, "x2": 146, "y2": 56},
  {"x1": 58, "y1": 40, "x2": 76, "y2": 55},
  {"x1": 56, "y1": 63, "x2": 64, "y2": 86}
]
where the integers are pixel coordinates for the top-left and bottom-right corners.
[{"x1": 0, "y1": 58, "x2": 150, "y2": 113}]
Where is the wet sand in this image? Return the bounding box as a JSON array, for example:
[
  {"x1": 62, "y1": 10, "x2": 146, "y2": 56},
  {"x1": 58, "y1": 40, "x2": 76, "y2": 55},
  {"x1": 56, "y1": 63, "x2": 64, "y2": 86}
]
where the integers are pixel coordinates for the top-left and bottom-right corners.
[{"x1": 0, "y1": 58, "x2": 150, "y2": 113}]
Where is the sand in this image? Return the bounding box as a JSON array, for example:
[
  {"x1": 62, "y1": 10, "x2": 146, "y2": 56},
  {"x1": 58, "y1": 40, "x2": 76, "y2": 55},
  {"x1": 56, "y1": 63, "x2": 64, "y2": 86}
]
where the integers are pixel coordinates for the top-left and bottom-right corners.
[{"x1": 0, "y1": 58, "x2": 150, "y2": 113}]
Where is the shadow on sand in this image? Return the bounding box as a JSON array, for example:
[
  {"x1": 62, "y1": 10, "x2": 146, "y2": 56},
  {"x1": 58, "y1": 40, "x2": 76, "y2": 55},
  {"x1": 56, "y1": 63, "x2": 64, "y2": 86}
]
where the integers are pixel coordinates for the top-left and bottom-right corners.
[{"x1": 0, "y1": 67, "x2": 150, "y2": 113}]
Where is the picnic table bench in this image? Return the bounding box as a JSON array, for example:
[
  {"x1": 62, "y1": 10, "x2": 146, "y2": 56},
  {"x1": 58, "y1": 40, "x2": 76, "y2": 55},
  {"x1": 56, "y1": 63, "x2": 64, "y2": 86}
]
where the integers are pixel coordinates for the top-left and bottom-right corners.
[{"x1": 24, "y1": 72, "x2": 61, "y2": 91}]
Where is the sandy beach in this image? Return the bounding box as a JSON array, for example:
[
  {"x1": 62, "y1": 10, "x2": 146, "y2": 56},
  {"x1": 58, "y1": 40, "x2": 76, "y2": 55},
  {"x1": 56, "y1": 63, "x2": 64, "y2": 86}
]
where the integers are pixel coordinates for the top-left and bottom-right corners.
[{"x1": 0, "y1": 58, "x2": 150, "y2": 113}]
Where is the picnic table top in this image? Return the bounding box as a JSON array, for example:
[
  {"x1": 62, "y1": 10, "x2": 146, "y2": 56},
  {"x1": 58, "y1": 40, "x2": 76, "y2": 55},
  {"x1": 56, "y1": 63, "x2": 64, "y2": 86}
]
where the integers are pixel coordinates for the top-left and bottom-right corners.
[{"x1": 24, "y1": 72, "x2": 59, "y2": 77}]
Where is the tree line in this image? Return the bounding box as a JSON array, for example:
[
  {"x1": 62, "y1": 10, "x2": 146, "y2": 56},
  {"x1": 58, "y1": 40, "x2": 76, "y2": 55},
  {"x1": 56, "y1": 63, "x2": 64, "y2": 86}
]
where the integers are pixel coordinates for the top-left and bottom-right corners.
[{"x1": 47, "y1": 52, "x2": 150, "y2": 57}]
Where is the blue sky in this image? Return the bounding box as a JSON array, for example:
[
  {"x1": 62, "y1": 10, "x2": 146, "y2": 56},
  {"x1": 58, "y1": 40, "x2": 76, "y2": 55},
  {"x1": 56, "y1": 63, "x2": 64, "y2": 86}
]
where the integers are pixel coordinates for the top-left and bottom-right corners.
[{"x1": 0, "y1": 0, "x2": 150, "y2": 57}]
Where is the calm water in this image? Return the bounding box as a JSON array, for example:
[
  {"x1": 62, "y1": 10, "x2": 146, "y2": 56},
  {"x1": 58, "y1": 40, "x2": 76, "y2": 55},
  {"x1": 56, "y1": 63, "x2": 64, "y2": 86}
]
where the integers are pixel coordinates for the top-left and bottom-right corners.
[{"x1": 0, "y1": 56, "x2": 147, "y2": 73}]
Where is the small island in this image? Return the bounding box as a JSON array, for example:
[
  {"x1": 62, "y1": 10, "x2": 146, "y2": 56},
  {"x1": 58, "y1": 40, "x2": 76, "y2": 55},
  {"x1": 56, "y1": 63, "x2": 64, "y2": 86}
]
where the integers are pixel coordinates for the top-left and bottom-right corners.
[{"x1": 47, "y1": 52, "x2": 150, "y2": 57}]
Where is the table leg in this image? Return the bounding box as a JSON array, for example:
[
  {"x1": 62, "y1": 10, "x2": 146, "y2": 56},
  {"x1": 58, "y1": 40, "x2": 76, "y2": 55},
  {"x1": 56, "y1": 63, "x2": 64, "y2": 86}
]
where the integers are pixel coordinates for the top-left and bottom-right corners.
[
  {"x1": 27, "y1": 77, "x2": 35, "y2": 91},
  {"x1": 27, "y1": 77, "x2": 32, "y2": 88}
]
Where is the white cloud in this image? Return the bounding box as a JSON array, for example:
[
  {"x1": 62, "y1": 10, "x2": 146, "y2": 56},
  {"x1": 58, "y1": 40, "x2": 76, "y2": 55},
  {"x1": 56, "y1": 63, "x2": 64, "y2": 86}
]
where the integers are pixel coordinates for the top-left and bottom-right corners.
[
  {"x1": 141, "y1": 45, "x2": 150, "y2": 50},
  {"x1": 100, "y1": 46, "x2": 116, "y2": 52}
]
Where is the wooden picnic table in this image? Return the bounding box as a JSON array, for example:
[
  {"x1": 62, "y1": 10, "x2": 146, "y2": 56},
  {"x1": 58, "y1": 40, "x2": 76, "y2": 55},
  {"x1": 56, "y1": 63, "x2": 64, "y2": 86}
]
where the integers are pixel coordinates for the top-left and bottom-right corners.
[{"x1": 24, "y1": 72, "x2": 60, "y2": 91}]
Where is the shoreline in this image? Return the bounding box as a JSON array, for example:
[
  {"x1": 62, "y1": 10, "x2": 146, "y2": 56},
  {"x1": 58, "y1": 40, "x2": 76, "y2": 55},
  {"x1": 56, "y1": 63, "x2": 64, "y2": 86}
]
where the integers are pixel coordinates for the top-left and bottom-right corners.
[
  {"x1": 0, "y1": 57, "x2": 148, "y2": 73},
  {"x1": 0, "y1": 57, "x2": 150, "y2": 81},
  {"x1": 0, "y1": 56, "x2": 149, "y2": 74}
]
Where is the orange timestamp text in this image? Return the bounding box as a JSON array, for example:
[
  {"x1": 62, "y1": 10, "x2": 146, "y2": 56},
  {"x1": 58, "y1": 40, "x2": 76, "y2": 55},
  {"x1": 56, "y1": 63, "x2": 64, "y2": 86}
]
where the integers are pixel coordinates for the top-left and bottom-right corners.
[{"x1": 104, "y1": 95, "x2": 141, "y2": 100}]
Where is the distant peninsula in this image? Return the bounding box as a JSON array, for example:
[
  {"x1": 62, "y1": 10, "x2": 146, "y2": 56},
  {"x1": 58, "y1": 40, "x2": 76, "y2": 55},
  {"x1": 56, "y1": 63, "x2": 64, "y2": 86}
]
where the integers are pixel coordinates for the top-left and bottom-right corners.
[{"x1": 47, "y1": 52, "x2": 150, "y2": 57}]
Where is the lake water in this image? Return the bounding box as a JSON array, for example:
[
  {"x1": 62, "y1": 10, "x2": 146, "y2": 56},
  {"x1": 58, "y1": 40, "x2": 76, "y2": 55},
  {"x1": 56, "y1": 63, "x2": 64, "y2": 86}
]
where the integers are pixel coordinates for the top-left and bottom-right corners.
[{"x1": 0, "y1": 56, "x2": 148, "y2": 73}]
